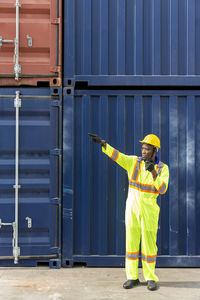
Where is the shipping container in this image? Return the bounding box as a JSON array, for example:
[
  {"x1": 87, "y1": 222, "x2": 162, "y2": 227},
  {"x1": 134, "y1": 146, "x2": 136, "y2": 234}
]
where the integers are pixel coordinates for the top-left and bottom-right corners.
[
  {"x1": 64, "y1": 0, "x2": 200, "y2": 87},
  {"x1": 0, "y1": 0, "x2": 62, "y2": 87},
  {"x1": 0, "y1": 87, "x2": 62, "y2": 267},
  {"x1": 62, "y1": 88, "x2": 200, "y2": 267}
]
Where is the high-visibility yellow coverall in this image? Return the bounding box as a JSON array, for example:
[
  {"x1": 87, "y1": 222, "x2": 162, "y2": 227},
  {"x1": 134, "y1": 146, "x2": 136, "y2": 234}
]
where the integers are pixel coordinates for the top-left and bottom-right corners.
[{"x1": 102, "y1": 144, "x2": 169, "y2": 282}]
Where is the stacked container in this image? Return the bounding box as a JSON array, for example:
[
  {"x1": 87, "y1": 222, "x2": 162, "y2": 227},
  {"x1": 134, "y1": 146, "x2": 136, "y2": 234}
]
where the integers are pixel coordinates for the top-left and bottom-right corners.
[
  {"x1": 63, "y1": 0, "x2": 200, "y2": 267},
  {"x1": 0, "y1": 0, "x2": 62, "y2": 267}
]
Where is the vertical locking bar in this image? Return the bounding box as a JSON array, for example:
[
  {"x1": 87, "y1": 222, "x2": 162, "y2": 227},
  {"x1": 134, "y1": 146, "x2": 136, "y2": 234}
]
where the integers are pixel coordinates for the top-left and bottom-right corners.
[
  {"x1": 14, "y1": 0, "x2": 21, "y2": 81},
  {"x1": 13, "y1": 91, "x2": 21, "y2": 264}
]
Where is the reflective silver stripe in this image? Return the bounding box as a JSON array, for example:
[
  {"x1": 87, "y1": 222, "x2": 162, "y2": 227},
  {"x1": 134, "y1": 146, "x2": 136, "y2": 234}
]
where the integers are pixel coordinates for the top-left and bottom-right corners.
[
  {"x1": 126, "y1": 252, "x2": 139, "y2": 260},
  {"x1": 111, "y1": 149, "x2": 119, "y2": 161},
  {"x1": 159, "y1": 182, "x2": 167, "y2": 194},
  {"x1": 141, "y1": 254, "x2": 157, "y2": 263},
  {"x1": 157, "y1": 161, "x2": 164, "y2": 175},
  {"x1": 129, "y1": 181, "x2": 158, "y2": 193},
  {"x1": 132, "y1": 157, "x2": 142, "y2": 180}
]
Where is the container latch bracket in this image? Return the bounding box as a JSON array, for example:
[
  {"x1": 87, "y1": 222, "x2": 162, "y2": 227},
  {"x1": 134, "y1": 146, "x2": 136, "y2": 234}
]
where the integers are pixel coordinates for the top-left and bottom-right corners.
[
  {"x1": 25, "y1": 217, "x2": 32, "y2": 229},
  {"x1": 26, "y1": 35, "x2": 32, "y2": 47}
]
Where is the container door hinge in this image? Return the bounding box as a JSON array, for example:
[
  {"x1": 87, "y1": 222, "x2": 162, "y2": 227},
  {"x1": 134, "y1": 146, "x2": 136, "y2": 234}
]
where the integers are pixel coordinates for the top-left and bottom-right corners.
[
  {"x1": 51, "y1": 18, "x2": 60, "y2": 25},
  {"x1": 50, "y1": 197, "x2": 61, "y2": 205},
  {"x1": 50, "y1": 149, "x2": 62, "y2": 156},
  {"x1": 51, "y1": 100, "x2": 61, "y2": 107},
  {"x1": 50, "y1": 67, "x2": 60, "y2": 73},
  {"x1": 49, "y1": 247, "x2": 61, "y2": 254}
]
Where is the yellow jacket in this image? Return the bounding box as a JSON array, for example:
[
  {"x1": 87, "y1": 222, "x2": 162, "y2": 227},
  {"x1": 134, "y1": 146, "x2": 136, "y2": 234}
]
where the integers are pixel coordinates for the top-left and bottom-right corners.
[{"x1": 102, "y1": 144, "x2": 169, "y2": 231}]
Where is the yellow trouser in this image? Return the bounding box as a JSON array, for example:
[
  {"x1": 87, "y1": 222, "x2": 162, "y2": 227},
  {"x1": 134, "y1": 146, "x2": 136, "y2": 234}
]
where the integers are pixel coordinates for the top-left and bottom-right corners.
[{"x1": 125, "y1": 209, "x2": 159, "y2": 282}]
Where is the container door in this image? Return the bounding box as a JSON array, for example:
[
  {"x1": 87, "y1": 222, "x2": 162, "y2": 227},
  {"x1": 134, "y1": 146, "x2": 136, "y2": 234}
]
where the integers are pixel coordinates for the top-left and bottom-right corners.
[
  {"x1": 0, "y1": 88, "x2": 61, "y2": 267},
  {"x1": 0, "y1": 0, "x2": 62, "y2": 86}
]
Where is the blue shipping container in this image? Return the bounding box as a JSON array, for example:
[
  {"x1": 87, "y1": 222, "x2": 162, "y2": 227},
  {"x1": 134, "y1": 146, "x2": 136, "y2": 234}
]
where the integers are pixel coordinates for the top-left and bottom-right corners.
[
  {"x1": 0, "y1": 87, "x2": 62, "y2": 268},
  {"x1": 63, "y1": 88, "x2": 200, "y2": 267},
  {"x1": 64, "y1": 0, "x2": 200, "y2": 87}
]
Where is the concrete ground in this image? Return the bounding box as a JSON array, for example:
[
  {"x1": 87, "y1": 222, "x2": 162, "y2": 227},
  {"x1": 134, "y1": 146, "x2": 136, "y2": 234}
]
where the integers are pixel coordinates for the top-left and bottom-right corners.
[{"x1": 0, "y1": 267, "x2": 199, "y2": 300}]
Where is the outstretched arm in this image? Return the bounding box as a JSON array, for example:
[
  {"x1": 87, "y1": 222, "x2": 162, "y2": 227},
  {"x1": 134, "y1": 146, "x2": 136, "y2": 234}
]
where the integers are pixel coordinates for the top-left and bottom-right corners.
[
  {"x1": 88, "y1": 133, "x2": 106, "y2": 148},
  {"x1": 88, "y1": 133, "x2": 135, "y2": 172}
]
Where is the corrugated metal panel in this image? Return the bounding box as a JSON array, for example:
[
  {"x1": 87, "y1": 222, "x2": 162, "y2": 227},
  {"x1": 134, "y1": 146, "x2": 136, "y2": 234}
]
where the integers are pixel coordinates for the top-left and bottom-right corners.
[
  {"x1": 64, "y1": 0, "x2": 200, "y2": 86},
  {"x1": 62, "y1": 88, "x2": 200, "y2": 267},
  {"x1": 0, "y1": 0, "x2": 62, "y2": 86},
  {"x1": 0, "y1": 87, "x2": 62, "y2": 267}
]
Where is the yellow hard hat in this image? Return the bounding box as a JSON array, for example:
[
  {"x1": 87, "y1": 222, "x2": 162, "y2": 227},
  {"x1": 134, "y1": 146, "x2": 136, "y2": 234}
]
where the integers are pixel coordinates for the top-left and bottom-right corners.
[{"x1": 139, "y1": 134, "x2": 160, "y2": 148}]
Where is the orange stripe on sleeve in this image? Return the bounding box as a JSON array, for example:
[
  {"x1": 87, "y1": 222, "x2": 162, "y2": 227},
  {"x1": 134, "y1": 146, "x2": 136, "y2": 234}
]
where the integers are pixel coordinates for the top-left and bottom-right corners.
[
  {"x1": 114, "y1": 151, "x2": 119, "y2": 161},
  {"x1": 110, "y1": 149, "x2": 115, "y2": 159},
  {"x1": 158, "y1": 182, "x2": 164, "y2": 192}
]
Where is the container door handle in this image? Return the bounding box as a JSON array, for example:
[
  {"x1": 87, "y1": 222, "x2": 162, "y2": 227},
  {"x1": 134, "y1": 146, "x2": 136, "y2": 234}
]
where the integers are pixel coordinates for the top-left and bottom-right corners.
[{"x1": 0, "y1": 36, "x2": 14, "y2": 47}]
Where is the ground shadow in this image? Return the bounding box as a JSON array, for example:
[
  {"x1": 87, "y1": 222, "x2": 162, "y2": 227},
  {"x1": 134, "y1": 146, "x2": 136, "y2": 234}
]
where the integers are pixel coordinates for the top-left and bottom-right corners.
[{"x1": 160, "y1": 282, "x2": 200, "y2": 289}]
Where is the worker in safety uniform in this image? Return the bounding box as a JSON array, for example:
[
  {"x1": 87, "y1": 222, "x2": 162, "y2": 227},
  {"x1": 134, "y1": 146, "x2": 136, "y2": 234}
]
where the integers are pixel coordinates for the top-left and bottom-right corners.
[{"x1": 88, "y1": 133, "x2": 169, "y2": 291}]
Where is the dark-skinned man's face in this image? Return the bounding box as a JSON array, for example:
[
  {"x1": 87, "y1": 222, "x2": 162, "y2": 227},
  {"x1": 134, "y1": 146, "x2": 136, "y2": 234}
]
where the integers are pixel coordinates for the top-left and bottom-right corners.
[{"x1": 141, "y1": 143, "x2": 154, "y2": 161}]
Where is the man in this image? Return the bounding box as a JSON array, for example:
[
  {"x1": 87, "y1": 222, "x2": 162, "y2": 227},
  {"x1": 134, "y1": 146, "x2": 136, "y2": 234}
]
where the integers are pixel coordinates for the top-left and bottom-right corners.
[{"x1": 88, "y1": 133, "x2": 169, "y2": 291}]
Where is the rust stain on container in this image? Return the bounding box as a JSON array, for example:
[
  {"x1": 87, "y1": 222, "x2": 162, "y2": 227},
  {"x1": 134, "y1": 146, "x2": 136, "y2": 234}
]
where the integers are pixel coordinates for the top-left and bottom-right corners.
[{"x1": 0, "y1": 0, "x2": 62, "y2": 86}]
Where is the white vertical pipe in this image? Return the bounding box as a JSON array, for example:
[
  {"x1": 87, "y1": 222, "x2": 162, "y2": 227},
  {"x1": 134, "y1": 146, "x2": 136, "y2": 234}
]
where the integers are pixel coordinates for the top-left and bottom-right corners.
[
  {"x1": 15, "y1": 91, "x2": 19, "y2": 246},
  {"x1": 13, "y1": 91, "x2": 21, "y2": 264},
  {"x1": 14, "y1": 0, "x2": 21, "y2": 81}
]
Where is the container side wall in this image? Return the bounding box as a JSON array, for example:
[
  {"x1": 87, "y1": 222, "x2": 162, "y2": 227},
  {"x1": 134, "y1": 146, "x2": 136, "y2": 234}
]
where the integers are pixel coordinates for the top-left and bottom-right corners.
[
  {"x1": 62, "y1": 89, "x2": 200, "y2": 267},
  {"x1": 63, "y1": 0, "x2": 200, "y2": 86}
]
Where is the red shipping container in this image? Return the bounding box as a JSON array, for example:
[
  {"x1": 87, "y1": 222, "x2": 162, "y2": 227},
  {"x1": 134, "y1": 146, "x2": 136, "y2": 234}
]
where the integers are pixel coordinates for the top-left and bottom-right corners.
[{"x1": 0, "y1": 0, "x2": 62, "y2": 86}]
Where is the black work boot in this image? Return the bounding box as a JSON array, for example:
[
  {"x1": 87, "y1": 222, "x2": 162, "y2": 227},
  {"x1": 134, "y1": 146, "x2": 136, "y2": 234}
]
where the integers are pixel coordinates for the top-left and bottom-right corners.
[
  {"x1": 123, "y1": 279, "x2": 140, "y2": 289},
  {"x1": 147, "y1": 280, "x2": 158, "y2": 291}
]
